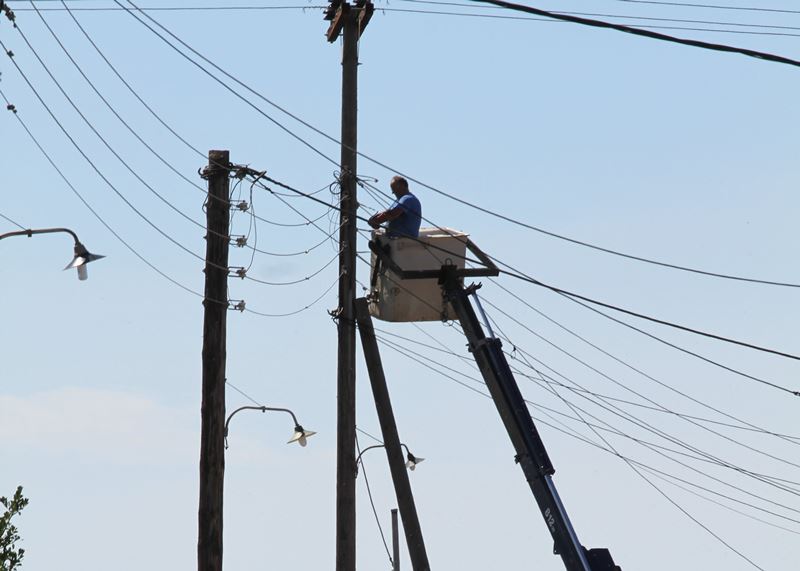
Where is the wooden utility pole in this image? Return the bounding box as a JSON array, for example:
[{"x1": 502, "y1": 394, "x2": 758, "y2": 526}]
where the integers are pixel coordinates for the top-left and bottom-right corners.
[
  {"x1": 198, "y1": 150, "x2": 231, "y2": 571},
  {"x1": 355, "y1": 298, "x2": 431, "y2": 571},
  {"x1": 324, "y1": 3, "x2": 372, "y2": 570}
]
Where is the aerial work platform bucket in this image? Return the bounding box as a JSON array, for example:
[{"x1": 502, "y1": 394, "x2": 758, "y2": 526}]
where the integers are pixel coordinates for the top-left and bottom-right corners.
[{"x1": 367, "y1": 227, "x2": 498, "y2": 323}]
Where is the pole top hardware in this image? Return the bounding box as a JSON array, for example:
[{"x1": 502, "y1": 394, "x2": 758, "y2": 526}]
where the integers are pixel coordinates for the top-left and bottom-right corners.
[{"x1": 325, "y1": 0, "x2": 374, "y2": 43}]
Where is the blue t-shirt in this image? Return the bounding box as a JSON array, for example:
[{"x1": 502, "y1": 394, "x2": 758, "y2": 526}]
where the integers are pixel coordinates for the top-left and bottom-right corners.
[{"x1": 386, "y1": 193, "x2": 422, "y2": 238}]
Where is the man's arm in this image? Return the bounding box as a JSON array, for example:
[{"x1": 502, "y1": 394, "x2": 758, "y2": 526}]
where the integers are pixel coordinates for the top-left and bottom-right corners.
[{"x1": 368, "y1": 206, "x2": 404, "y2": 228}]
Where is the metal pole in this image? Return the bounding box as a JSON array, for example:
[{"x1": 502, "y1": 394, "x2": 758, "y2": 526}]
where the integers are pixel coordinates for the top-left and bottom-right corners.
[
  {"x1": 355, "y1": 298, "x2": 431, "y2": 571},
  {"x1": 335, "y1": 8, "x2": 359, "y2": 571},
  {"x1": 392, "y1": 508, "x2": 400, "y2": 571},
  {"x1": 198, "y1": 150, "x2": 230, "y2": 571}
]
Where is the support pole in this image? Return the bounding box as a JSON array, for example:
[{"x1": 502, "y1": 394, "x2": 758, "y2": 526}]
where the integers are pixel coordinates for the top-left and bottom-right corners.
[
  {"x1": 198, "y1": 150, "x2": 231, "y2": 571},
  {"x1": 392, "y1": 508, "x2": 400, "y2": 571},
  {"x1": 355, "y1": 298, "x2": 431, "y2": 571},
  {"x1": 334, "y1": 8, "x2": 359, "y2": 571}
]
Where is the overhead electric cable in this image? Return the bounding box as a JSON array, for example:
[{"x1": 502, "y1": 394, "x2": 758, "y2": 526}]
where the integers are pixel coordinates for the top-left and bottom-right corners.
[
  {"x1": 16, "y1": 4, "x2": 327, "y2": 11},
  {"x1": 0, "y1": 86, "x2": 204, "y2": 299},
  {"x1": 0, "y1": 211, "x2": 26, "y2": 230},
  {"x1": 481, "y1": 295, "x2": 800, "y2": 472},
  {"x1": 518, "y1": 274, "x2": 800, "y2": 397},
  {"x1": 467, "y1": 0, "x2": 800, "y2": 68},
  {"x1": 92, "y1": 0, "x2": 799, "y2": 289},
  {"x1": 6, "y1": 27, "x2": 222, "y2": 268},
  {"x1": 358, "y1": 176, "x2": 800, "y2": 289},
  {"x1": 242, "y1": 270, "x2": 342, "y2": 317},
  {"x1": 64, "y1": 0, "x2": 340, "y2": 262},
  {"x1": 378, "y1": 7, "x2": 800, "y2": 36},
  {"x1": 116, "y1": 0, "x2": 339, "y2": 167},
  {"x1": 384, "y1": 326, "x2": 800, "y2": 495},
  {"x1": 31, "y1": 4, "x2": 214, "y2": 226},
  {"x1": 243, "y1": 249, "x2": 339, "y2": 286},
  {"x1": 640, "y1": 465, "x2": 800, "y2": 536},
  {"x1": 478, "y1": 310, "x2": 800, "y2": 495},
  {"x1": 404, "y1": 0, "x2": 800, "y2": 19},
  {"x1": 517, "y1": 345, "x2": 768, "y2": 571},
  {"x1": 377, "y1": 332, "x2": 800, "y2": 535},
  {"x1": 510, "y1": 352, "x2": 800, "y2": 499},
  {"x1": 355, "y1": 435, "x2": 395, "y2": 567},
  {"x1": 614, "y1": 0, "x2": 800, "y2": 15},
  {"x1": 492, "y1": 280, "x2": 800, "y2": 442},
  {"x1": 285, "y1": 174, "x2": 800, "y2": 398},
  {"x1": 496, "y1": 268, "x2": 800, "y2": 363},
  {"x1": 60, "y1": 0, "x2": 207, "y2": 160}
]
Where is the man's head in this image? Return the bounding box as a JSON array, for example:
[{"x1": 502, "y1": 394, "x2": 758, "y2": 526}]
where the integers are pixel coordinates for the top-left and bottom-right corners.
[{"x1": 389, "y1": 176, "x2": 409, "y2": 197}]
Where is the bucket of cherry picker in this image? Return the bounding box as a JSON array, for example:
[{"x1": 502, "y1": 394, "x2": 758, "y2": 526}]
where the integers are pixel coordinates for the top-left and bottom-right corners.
[{"x1": 367, "y1": 227, "x2": 469, "y2": 322}]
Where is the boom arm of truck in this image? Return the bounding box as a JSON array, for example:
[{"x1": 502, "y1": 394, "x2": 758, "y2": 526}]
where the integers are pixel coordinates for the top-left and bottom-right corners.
[{"x1": 437, "y1": 266, "x2": 620, "y2": 571}]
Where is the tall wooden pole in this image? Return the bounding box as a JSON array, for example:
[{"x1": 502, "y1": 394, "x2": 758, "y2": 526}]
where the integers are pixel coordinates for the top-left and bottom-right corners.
[
  {"x1": 198, "y1": 150, "x2": 230, "y2": 571},
  {"x1": 326, "y1": 3, "x2": 373, "y2": 568},
  {"x1": 336, "y1": 11, "x2": 359, "y2": 571}
]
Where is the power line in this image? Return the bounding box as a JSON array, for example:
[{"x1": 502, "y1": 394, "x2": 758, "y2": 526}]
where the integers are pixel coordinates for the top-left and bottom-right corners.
[
  {"x1": 116, "y1": 0, "x2": 339, "y2": 167},
  {"x1": 5, "y1": 26, "x2": 220, "y2": 268},
  {"x1": 243, "y1": 249, "x2": 339, "y2": 286},
  {"x1": 490, "y1": 280, "x2": 800, "y2": 444},
  {"x1": 79, "y1": 0, "x2": 800, "y2": 290},
  {"x1": 509, "y1": 351, "x2": 800, "y2": 499},
  {"x1": 0, "y1": 85, "x2": 205, "y2": 299},
  {"x1": 614, "y1": 0, "x2": 800, "y2": 15},
  {"x1": 539, "y1": 370, "x2": 767, "y2": 571},
  {"x1": 468, "y1": 0, "x2": 800, "y2": 68},
  {"x1": 481, "y1": 295, "x2": 800, "y2": 474},
  {"x1": 354, "y1": 435, "x2": 395, "y2": 567},
  {"x1": 29, "y1": 3, "x2": 216, "y2": 228},
  {"x1": 374, "y1": 329, "x2": 800, "y2": 541},
  {"x1": 378, "y1": 6, "x2": 800, "y2": 37},
  {"x1": 242, "y1": 270, "x2": 342, "y2": 317},
  {"x1": 357, "y1": 175, "x2": 800, "y2": 290},
  {"x1": 0, "y1": 89, "x2": 321, "y2": 317},
  {"x1": 272, "y1": 174, "x2": 800, "y2": 396},
  {"x1": 369, "y1": 299, "x2": 800, "y2": 500},
  {"x1": 0, "y1": 211, "x2": 26, "y2": 230},
  {"x1": 14, "y1": 3, "x2": 327, "y2": 11},
  {"x1": 496, "y1": 267, "x2": 800, "y2": 364},
  {"x1": 60, "y1": 0, "x2": 339, "y2": 263}
]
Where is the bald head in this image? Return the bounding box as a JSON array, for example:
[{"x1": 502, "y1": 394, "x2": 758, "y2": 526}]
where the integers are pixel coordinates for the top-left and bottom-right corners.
[{"x1": 390, "y1": 176, "x2": 409, "y2": 197}]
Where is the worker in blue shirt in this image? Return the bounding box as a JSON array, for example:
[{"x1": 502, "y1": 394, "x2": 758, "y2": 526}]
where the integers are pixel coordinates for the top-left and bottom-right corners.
[{"x1": 367, "y1": 176, "x2": 422, "y2": 238}]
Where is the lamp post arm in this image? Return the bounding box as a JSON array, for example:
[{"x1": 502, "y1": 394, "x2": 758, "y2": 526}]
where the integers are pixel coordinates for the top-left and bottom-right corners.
[
  {"x1": 224, "y1": 405, "x2": 302, "y2": 438},
  {"x1": 261, "y1": 406, "x2": 301, "y2": 427},
  {"x1": 354, "y1": 444, "x2": 386, "y2": 468},
  {"x1": 355, "y1": 443, "x2": 415, "y2": 469},
  {"x1": 0, "y1": 227, "x2": 80, "y2": 244}
]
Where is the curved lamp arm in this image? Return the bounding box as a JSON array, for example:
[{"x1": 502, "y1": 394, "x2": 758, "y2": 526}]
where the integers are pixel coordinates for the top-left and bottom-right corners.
[
  {"x1": 0, "y1": 227, "x2": 104, "y2": 280},
  {"x1": 224, "y1": 405, "x2": 315, "y2": 449},
  {"x1": 354, "y1": 442, "x2": 423, "y2": 475},
  {"x1": 0, "y1": 227, "x2": 80, "y2": 242}
]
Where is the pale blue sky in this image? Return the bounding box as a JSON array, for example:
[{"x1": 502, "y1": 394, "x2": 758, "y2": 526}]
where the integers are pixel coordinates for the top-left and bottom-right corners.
[{"x1": 1, "y1": 1, "x2": 799, "y2": 570}]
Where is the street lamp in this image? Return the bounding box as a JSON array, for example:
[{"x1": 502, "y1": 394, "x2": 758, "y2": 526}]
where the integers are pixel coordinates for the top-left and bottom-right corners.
[
  {"x1": 0, "y1": 227, "x2": 104, "y2": 280},
  {"x1": 224, "y1": 405, "x2": 316, "y2": 449},
  {"x1": 354, "y1": 443, "x2": 424, "y2": 476}
]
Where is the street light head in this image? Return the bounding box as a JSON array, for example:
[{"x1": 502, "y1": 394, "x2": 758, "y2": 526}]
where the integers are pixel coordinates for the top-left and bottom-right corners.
[
  {"x1": 406, "y1": 452, "x2": 424, "y2": 471},
  {"x1": 65, "y1": 241, "x2": 105, "y2": 281},
  {"x1": 288, "y1": 424, "x2": 316, "y2": 447}
]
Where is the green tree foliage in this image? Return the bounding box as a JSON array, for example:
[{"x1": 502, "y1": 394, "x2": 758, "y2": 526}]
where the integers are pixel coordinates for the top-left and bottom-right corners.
[{"x1": 0, "y1": 487, "x2": 28, "y2": 571}]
